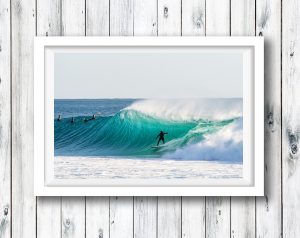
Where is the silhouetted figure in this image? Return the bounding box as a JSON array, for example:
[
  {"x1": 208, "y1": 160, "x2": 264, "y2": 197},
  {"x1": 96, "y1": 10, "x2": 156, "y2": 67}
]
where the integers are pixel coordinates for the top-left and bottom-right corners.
[
  {"x1": 156, "y1": 131, "x2": 168, "y2": 146},
  {"x1": 57, "y1": 115, "x2": 62, "y2": 121},
  {"x1": 71, "y1": 117, "x2": 74, "y2": 123},
  {"x1": 84, "y1": 114, "x2": 96, "y2": 122}
]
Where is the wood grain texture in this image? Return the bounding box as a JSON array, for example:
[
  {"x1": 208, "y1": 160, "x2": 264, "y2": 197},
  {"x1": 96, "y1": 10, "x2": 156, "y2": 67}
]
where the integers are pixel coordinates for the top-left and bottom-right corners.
[
  {"x1": 158, "y1": 0, "x2": 181, "y2": 35},
  {"x1": 60, "y1": 1, "x2": 86, "y2": 238},
  {"x1": 133, "y1": 2, "x2": 158, "y2": 237},
  {"x1": 110, "y1": 197, "x2": 133, "y2": 238},
  {"x1": 182, "y1": 0, "x2": 205, "y2": 35},
  {"x1": 206, "y1": 198, "x2": 230, "y2": 238},
  {"x1": 62, "y1": 197, "x2": 85, "y2": 238},
  {"x1": 181, "y1": 1, "x2": 206, "y2": 237},
  {"x1": 230, "y1": 1, "x2": 256, "y2": 237},
  {"x1": 37, "y1": 197, "x2": 61, "y2": 238},
  {"x1": 157, "y1": 197, "x2": 181, "y2": 238},
  {"x1": 256, "y1": 0, "x2": 282, "y2": 237},
  {"x1": 36, "y1": 1, "x2": 62, "y2": 237},
  {"x1": 61, "y1": 0, "x2": 85, "y2": 36},
  {"x1": 205, "y1": 1, "x2": 231, "y2": 237},
  {"x1": 86, "y1": 0, "x2": 109, "y2": 36},
  {"x1": 157, "y1": 2, "x2": 182, "y2": 237},
  {"x1": 206, "y1": 0, "x2": 230, "y2": 35},
  {"x1": 182, "y1": 197, "x2": 205, "y2": 238},
  {"x1": 110, "y1": 0, "x2": 134, "y2": 36},
  {"x1": 11, "y1": 0, "x2": 36, "y2": 237},
  {"x1": 86, "y1": 197, "x2": 109, "y2": 238},
  {"x1": 134, "y1": 197, "x2": 157, "y2": 238},
  {"x1": 0, "y1": 0, "x2": 10, "y2": 237},
  {"x1": 84, "y1": 1, "x2": 110, "y2": 238},
  {"x1": 282, "y1": 0, "x2": 300, "y2": 237},
  {"x1": 133, "y1": 0, "x2": 157, "y2": 36}
]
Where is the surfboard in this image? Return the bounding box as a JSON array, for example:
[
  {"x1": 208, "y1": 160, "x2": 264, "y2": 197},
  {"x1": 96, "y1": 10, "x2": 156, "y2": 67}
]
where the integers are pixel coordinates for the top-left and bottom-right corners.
[{"x1": 151, "y1": 145, "x2": 166, "y2": 149}]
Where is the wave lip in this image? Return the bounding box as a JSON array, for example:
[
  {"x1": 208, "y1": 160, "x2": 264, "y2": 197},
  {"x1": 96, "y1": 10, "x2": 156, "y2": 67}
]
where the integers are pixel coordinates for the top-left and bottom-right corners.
[{"x1": 124, "y1": 98, "x2": 242, "y2": 121}]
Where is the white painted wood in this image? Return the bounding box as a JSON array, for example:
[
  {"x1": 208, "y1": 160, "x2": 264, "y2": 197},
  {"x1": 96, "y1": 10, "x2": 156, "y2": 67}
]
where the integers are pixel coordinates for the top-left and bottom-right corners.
[
  {"x1": 182, "y1": 0, "x2": 205, "y2": 35},
  {"x1": 86, "y1": 197, "x2": 109, "y2": 238},
  {"x1": 158, "y1": 0, "x2": 181, "y2": 35},
  {"x1": 84, "y1": 1, "x2": 110, "y2": 238},
  {"x1": 37, "y1": 0, "x2": 61, "y2": 36},
  {"x1": 157, "y1": 1, "x2": 181, "y2": 236},
  {"x1": 110, "y1": 0, "x2": 134, "y2": 36},
  {"x1": 231, "y1": 0, "x2": 255, "y2": 36},
  {"x1": 62, "y1": 0, "x2": 85, "y2": 36},
  {"x1": 231, "y1": 198, "x2": 255, "y2": 238},
  {"x1": 206, "y1": 198, "x2": 230, "y2": 238},
  {"x1": 37, "y1": 197, "x2": 61, "y2": 238},
  {"x1": 230, "y1": 1, "x2": 256, "y2": 237},
  {"x1": 0, "y1": 0, "x2": 10, "y2": 237},
  {"x1": 11, "y1": 0, "x2": 36, "y2": 237},
  {"x1": 86, "y1": 0, "x2": 109, "y2": 36},
  {"x1": 133, "y1": 0, "x2": 157, "y2": 36},
  {"x1": 133, "y1": 2, "x2": 157, "y2": 237},
  {"x1": 157, "y1": 197, "x2": 181, "y2": 238},
  {"x1": 110, "y1": 197, "x2": 133, "y2": 238},
  {"x1": 134, "y1": 197, "x2": 157, "y2": 238},
  {"x1": 256, "y1": 0, "x2": 282, "y2": 237},
  {"x1": 36, "y1": 1, "x2": 62, "y2": 237},
  {"x1": 205, "y1": 1, "x2": 231, "y2": 237},
  {"x1": 206, "y1": 0, "x2": 230, "y2": 35},
  {"x1": 282, "y1": 0, "x2": 300, "y2": 237},
  {"x1": 182, "y1": 197, "x2": 205, "y2": 238},
  {"x1": 181, "y1": 1, "x2": 206, "y2": 237},
  {"x1": 60, "y1": 1, "x2": 86, "y2": 238},
  {"x1": 62, "y1": 197, "x2": 85, "y2": 238},
  {"x1": 109, "y1": 2, "x2": 134, "y2": 236}
]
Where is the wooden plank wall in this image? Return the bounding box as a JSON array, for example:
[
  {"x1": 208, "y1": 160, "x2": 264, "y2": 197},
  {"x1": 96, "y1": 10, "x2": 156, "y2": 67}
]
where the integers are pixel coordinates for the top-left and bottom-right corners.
[{"x1": 1, "y1": 0, "x2": 296, "y2": 237}]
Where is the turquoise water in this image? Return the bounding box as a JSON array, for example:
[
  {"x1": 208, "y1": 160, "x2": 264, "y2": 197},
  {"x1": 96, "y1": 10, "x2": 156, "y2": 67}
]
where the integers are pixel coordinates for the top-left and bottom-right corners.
[{"x1": 54, "y1": 99, "x2": 243, "y2": 162}]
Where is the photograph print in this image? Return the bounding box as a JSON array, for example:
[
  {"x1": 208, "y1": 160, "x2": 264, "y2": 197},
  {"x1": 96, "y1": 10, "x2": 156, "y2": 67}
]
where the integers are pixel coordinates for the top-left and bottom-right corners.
[{"x1": 34, "y1": 37, "x2": 264, "y2": 195}]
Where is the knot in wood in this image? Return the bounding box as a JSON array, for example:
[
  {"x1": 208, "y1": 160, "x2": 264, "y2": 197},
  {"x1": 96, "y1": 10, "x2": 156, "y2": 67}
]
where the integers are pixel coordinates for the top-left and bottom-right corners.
[
  {"x1": 98, "y1": 228, "x2": 103, "y2": 238},
  {"x1": 291, "y1": 143, "x2": 298, "y2": 155},
  {"x1": 267, "y1": 112, "x2": 274, "y2": 129},
  {"x1": 65, "y1": 218, "x2": 71, "y2": 227},
  {"x1": 259, "y1": 31, "x2": 263, "y2": 36},
  {"x1": 196, "y1": 17, "x2": 202, "y2": 28},
  {"x1": 164, "y1": 7, "x2": 168, "y2": 18},
  {"x1": 3, "y1": 206, "x2": 8, "y2": 216}
]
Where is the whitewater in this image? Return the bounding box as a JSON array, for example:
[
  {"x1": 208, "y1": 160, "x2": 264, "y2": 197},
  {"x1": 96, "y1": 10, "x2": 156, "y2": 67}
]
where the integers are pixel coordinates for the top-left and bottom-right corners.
[{"x1": 54, "y1": 98, "x2": 243, "y2": 179}]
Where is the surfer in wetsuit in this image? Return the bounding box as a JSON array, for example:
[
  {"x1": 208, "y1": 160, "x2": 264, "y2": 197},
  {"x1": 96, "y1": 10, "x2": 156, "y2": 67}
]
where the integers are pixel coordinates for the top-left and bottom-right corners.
[{"x1": 156, "y1": 131, "x2": 168, "y2": 146}]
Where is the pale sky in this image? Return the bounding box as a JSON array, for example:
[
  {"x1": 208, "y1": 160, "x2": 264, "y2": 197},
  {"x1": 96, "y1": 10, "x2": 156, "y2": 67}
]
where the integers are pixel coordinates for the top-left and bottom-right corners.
[{"x1": 55, "y1": 50, "x2": 243, "y2": 99}]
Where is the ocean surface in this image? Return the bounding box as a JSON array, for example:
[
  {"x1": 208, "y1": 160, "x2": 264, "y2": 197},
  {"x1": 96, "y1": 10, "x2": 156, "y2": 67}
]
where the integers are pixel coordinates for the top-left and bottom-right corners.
[{"x1": 54, "y1": 98, "x2": 243, "y2": 163}]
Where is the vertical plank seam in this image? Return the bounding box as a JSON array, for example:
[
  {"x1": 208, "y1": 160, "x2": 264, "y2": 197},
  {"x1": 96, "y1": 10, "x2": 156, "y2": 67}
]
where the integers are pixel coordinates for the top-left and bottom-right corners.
[
  {"x1": 254, "y1": 1, "x2": 257, "y2": 237},
  {"x1": 180, "y1": 197, "x2": 182, "y2": 238},
  {"x1": 10, "y1": 0, "x2": 13, "y2": 236},
  {"x1": 109, "y1": 197, "x2": 111, "y2": 238},
  {"x1": 156, "y1": 196, "x2": 158, "y2": 238},
  {"x1": 132, "y1": 198, "x2": 134, "y2": 238},
  {"x1": 280, "y1": 0, "x2": 283, "y2": 236},
  {"x1": 60, "y1": 197, "x2": 62, "y2": 238},
  {"x1": 35, "y1": 0, "x2": 38, "y2": 236}
]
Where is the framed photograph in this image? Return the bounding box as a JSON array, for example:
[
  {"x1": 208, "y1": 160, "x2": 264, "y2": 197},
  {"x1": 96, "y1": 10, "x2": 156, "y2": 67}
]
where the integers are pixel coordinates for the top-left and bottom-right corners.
[{"x1": 34, "y1": 37, "x2": 264, "y2": 196}]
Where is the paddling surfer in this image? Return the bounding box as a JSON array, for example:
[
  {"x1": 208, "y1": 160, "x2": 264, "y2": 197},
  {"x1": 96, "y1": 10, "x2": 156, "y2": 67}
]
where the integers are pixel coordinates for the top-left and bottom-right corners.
[{"x1": 156, "y1": 131, "x2": 168, "y2": 146}]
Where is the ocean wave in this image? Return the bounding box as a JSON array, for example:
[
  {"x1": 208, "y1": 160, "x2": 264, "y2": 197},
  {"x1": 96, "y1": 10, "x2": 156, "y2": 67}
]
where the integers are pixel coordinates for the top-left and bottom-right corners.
[
  {"x1": 163, "y1": 118, "x2": 243, "y2": 162},
  {"x1": 55, "y1": 99, "x2": 243, "y2": 162},
  {"x1": 124, "y1": 98, "x2": 242, "y2": 121}
]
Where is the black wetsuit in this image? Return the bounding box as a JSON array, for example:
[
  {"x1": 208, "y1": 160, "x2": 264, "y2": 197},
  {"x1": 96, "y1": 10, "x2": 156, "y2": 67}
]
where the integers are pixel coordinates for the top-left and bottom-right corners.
[{"x1": 156, "y1": 131, "x2": 168, "y2": 146}]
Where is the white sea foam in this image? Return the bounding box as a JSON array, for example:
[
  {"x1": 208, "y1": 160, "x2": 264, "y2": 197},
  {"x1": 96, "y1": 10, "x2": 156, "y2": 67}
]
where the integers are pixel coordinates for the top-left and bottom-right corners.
[
  {"x1": 55, "y1": 156, "x2": 242, "y2": 179},
  {"x1": 164, "y1": 118, "x2": 243, "y2": 162},
  {"x1": 124, "y1": 98, "x2": 242, "y2": 121}
]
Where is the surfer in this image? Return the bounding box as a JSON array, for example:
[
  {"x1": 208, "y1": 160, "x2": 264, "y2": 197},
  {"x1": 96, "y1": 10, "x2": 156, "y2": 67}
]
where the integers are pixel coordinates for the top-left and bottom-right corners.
[
  {"x1": 156, "y1": 131, "x2": 168, "y2": 146},
  {"x1": 71, "y1": 117, "x2": 74, "y2": 123},
  {"x1": 57, "y1": 115, "x2": 62, "y2": 121},
  {"x1": 84, "y1": 114, "x2": 96, "y2": 122}
]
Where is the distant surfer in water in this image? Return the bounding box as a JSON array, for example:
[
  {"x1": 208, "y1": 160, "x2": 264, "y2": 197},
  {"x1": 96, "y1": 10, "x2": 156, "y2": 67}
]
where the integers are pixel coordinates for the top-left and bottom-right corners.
[{"x1": 156, "y1": 131, "x2": 168, "y2": 146}]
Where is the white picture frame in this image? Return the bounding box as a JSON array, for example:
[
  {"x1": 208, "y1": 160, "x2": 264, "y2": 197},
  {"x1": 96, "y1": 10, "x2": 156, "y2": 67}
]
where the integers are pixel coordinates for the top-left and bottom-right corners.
[{"x1": 34, "y1": 37, "x2": 264, "y2": 196}]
